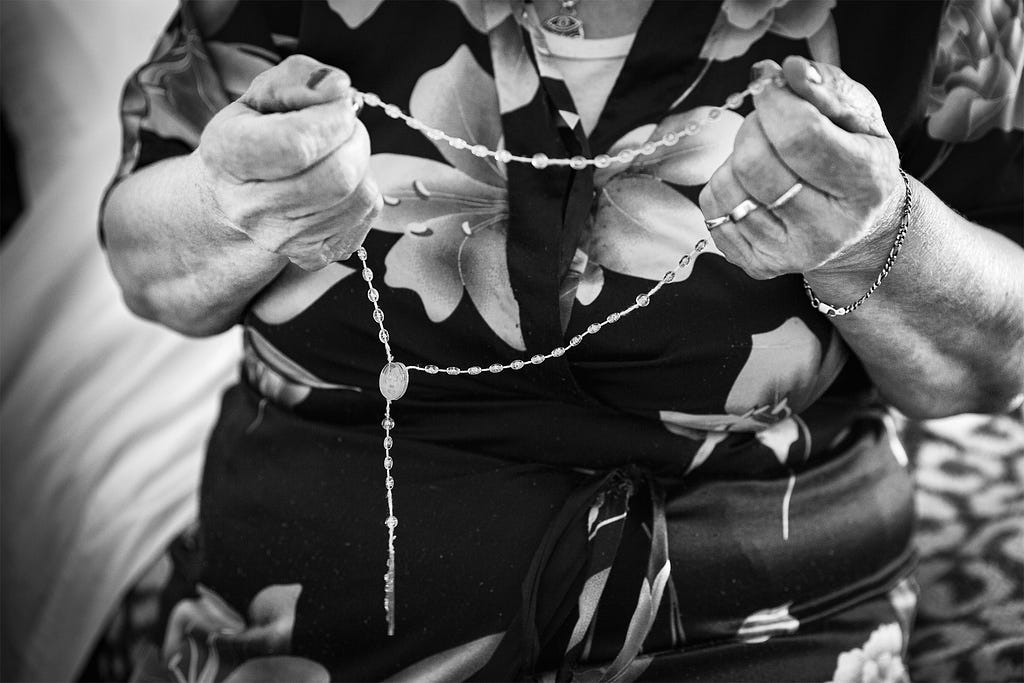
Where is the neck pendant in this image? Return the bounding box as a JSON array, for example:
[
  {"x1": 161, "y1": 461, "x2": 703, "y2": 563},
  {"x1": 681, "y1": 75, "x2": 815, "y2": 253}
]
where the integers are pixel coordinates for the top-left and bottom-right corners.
[{"x1": 543, "y1": 0, "x2": 584, "y2": 38}]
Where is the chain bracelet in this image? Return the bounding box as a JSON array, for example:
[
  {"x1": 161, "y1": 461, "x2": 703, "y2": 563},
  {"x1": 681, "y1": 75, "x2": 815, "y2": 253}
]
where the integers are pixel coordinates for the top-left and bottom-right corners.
[{"x1": 802, "y1": 169, "x2": 912, "y2": 318}]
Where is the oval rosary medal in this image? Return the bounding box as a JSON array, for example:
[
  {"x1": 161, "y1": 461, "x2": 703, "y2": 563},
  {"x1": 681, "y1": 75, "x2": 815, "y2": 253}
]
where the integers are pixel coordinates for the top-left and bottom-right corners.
[{"x1": 379, "y1": 362, "x2": 409, "y2": 401}]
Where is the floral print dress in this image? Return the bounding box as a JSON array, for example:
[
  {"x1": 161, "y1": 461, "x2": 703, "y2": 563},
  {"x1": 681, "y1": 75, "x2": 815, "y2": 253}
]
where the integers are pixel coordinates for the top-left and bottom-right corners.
[{"x1": 106, "y1": 1, "x2": 1023, "y2": 681}]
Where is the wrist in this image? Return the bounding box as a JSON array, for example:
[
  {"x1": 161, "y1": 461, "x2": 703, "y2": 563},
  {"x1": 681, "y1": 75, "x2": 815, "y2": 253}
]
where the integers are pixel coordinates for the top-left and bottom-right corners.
[
  {"x1": 189, "y1": 151, "x2": 291, "y2": 267},
  {"x1": 190, "y1": 151, "x2": 246, "y2": 239},
  {"x1": 807, "y1": 171, "x2": 906, "y2": 281},
  {"x1": 802, "y1": 170, "x2": 913, "y2": 316}
]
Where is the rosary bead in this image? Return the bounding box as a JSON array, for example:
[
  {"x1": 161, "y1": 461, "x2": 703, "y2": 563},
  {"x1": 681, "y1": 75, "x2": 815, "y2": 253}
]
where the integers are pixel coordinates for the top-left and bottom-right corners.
[
  {"x1": 488, "y1": 363, "x2": 503, "y2": 373},
  {"x1": 606, "y1": 312, "x2": 621, "y2": 323},
  {"x1": 446, "y1": 367, "x2": 460, "y2": 375},
  {"x1": 385, "y1": 476, "x2": 395, "y2": 490},
  {"x1": 749, "y1": 80, "x2": 765, "y2": 95},
  {"x1": 384, "y1": 104, "x2": 401, "y2": 118},
  {"x1": 594, "y1": 154, "x2": 612, "y2": 168},
  {"x1": 569, "y1": 335, "x2": 583, "y2": 346},
  {"x1": 383, "y1": 436, "x2": 394, "y2": 449},
  {"x1": 636, "y1": 294, "x2": 650, "y2": 307},
  {"x1": 367, "y1": 288, "x2": 380, "y2": 302},
  {"x1": 471, "y1": 144, "x2": 489, "y2": 157},
  {"x1": 378, "y1": 329, "x2": 390, "y2": 344},
  {"x1": 707, "y1": 108, "x2": 722, "y2": 120},
  {"x1": 641, "y1": 143, "x2": 657, "y2": 155},
  {"x1": 373, "y1": 309, "x2": 385, "y2": 323},
  {"x1": 382, "y1": 417, "x2": 395, "y2": 430},
  {"x1": 362, "y1": 92, "x2": 381, "y2": 107},
  {"x1": 510, "y1": 360, "x2": 525, "y2": 370},
  {"x1": 496, "y1": 150, "x2": 513, "y2": 163},
  {"x1": 695, "y1": 239, "x2": 707, "y2": 252},
  {"x1": 685, "y1": 122, "x2": 700, "y2": 135},
  {"x1": 725, "y1": 93, "x2": 744, "y2": 109},
  {"x1": 356, "y1": 247, "x2": 368, "y2": 260},
  {"x1": 426, "y1": 128, "x2": 444, "y2": 140},
  {"x1": 450, "y1": 138, "x2": 468, "y2": 150},
  {"x1": 385, "y1": 516, "x2": 398, "y2": 529},
  {"x1": 587, "y1": 323, "x2": 601, "y2": 334},
  {"x1": 406, "y1": 118, "x2": 424, "y2": 130},
  {"x1": 424, "y1": 365, "x2": 439, "y2": 374},
  {"x1": 679, "y1": 254, "x2": 691, "y2": 267},
  {"x1": 662, "y1": 270, "x2": 676, "y2": 282},
  {"x1": 384, "y1": 455, "x2": 394, "y2": 469},
  {"x1": 362, "y1": 268, "x2": 374, "y2": 281},
  {"x1": 551, "y1": 347, "x2": 565, "y2": 357},
  {"x1": 468, "y1": 366, "x2": 482, "y2": 375},
  {"x1": 531, "y1": 153, "x2": 550, "y2": 169},
  {"x1": 569, "y1": 156, "x2": 588, "y2": 170},
  {"x1": 531, "y1": 354, "x2": 545, "y2": 364},
  {"x1": 662, "y1": 132, "x2": 679, "y2": 145},
  {"x1": 616, "y1": 149, "x2": 637, "y2": 164}
]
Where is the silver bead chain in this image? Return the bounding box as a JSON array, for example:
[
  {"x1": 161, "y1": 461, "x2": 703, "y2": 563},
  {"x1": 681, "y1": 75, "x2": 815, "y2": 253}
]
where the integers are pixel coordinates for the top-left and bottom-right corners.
[
  {"x1": 357, "y1": 74, "x2": 782, "y2": 636},
  {"x1": 354, "y1": 75, "x2": 782, "y2": 170}
]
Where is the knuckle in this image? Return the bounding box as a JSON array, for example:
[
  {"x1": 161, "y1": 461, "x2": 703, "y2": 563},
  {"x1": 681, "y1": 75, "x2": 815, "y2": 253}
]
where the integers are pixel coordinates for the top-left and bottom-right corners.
[
  {"x1": 744, "y1": 262, "x2": 773, "y2": 280},
  {"x1": 700, "y1": 170, "x2": 729, "y2": 215},
  {"x1": 698, "y1": 182, "x2": 716, "y2": 215},
  {"x1": 293, "y1": 130, "x2": 322, "y2": 169},
  {"x1": 771, "y1": 124, "x2": 804, "y2": 157},
  {"x1": 280, "y1": 54, "x2": 318, "y2": 71},
  {"x1": 731, "y1": 145, "x2": 760, "y2": 185},
  {"x1": 326, "y1": 156, "x2": 362, "y2": 196}
]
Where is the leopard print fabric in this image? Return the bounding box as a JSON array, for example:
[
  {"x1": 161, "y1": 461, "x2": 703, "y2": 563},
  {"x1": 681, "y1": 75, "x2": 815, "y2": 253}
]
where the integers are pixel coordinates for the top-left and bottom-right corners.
[{"x1": 905, "y1": 410, "x2": 1024, "y2": 683}]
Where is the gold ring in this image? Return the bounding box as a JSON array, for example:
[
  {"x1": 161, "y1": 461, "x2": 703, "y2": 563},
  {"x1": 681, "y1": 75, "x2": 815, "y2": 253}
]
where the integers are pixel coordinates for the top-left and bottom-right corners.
[
  {"x1": 728, "y1": 198, "x2": 761, "y2": 223},
  {"x1": 767, "y1": 182, "x2": 804, "y2": 211}
]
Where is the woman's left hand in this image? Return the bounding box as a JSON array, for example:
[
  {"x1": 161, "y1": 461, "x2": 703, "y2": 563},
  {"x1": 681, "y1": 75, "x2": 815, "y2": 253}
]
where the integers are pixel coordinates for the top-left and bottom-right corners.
[{"x1": 699, "y1": 56, "x2": 904, "y2": 280}]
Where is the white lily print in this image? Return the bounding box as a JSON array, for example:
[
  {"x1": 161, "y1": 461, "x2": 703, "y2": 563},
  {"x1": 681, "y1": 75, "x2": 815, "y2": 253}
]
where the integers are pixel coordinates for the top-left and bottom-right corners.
[{"x1": 370, "y1": 46, "x2": 525, "y2": 350}]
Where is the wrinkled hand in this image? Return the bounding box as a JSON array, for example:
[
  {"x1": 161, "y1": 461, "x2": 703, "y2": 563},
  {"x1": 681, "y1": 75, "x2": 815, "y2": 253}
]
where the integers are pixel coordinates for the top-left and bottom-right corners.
[
  {"x1": 699, "y1": 56, "x2": 904, "y2": 280},
  {"x1": 198, "y1": 55, "x2": 380, "y2": 270}
]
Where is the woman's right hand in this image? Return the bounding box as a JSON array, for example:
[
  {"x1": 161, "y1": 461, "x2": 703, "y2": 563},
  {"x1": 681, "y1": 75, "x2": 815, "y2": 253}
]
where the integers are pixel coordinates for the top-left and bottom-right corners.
[{"x1": 198, "y1": 55, "x2": 381, "y2": 271}]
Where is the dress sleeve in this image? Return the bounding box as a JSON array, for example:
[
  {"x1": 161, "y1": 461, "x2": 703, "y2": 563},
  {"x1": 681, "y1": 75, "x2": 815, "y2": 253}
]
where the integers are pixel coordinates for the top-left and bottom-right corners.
[
  {"x1": 99, "y1": 0, "x2": 288, "y2": 239},
  {"x1": 903, "y1": 0, "x2": 1023, "y2": 243}
]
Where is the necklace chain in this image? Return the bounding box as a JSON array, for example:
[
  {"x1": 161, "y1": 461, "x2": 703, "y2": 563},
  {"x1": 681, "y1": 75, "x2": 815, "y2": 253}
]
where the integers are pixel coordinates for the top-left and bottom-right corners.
[
  {"x1": 356, "y1": 75, "x2": 780, "y2": 636},
  {"x1": 354, "y1": 74, "x2": 780, "y2": 170}
]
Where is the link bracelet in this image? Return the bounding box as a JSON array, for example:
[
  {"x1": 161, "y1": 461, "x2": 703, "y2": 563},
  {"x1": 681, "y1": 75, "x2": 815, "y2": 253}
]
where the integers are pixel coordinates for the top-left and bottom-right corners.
[{"x1": 802, "y1": 169, "x2": 912, "y2": 317}]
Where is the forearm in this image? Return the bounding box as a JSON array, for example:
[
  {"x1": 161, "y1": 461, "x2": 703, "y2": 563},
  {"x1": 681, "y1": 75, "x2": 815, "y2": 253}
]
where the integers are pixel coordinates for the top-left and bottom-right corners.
[
  {"x1": 806, "y1": 177, "x2": 1024, "y2": 418},
  {"x1": 103, "y1": 153, "x2": 287, "y2": 336}
]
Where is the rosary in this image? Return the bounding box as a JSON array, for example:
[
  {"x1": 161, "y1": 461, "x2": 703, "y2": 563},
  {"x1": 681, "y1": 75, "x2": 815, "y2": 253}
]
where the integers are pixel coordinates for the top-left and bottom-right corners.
[{"x1": 350, "y1": 74, "x2": 783, "y2": 635}]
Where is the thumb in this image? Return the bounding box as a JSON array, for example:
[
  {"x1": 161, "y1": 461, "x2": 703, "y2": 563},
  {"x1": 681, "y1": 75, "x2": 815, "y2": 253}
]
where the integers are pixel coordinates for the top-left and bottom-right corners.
[
  {"x1": 780, "y1": 55, "x2": 889, "y2": 138},
  {"x1": 240, "y1": 55, "x2": 354, "y2": 114}
]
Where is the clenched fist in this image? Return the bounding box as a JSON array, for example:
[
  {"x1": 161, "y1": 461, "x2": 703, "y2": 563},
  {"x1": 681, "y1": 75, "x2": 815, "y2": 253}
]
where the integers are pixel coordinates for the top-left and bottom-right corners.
[
  {"x1": 198, "y1": 55, "x2": 381, "y2": 270},
  {"x1": 700, "y1": 56, "x2": 905, "y2": 281}
]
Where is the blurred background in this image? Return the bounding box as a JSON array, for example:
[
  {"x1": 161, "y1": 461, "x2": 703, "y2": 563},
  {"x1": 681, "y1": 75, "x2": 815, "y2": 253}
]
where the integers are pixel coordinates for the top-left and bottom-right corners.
[
  {"x1": 1, "y1": 2, "x2": 238, "y2": 680},
  {"x1": 0, "y1": 1, "x2": 1020, "y2": 681}
]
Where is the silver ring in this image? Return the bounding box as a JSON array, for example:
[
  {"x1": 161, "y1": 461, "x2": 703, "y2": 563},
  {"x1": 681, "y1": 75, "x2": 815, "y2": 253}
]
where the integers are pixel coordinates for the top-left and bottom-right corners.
[
  {"x1": 728, "y1": 198, "x2": 761, "y2": 223},
  {"x1": 767, "y1": 182, "x2": 804, "y2": 211},
  {"x1": 704, "y1": 215, "x2": 731, "y2": 231}
]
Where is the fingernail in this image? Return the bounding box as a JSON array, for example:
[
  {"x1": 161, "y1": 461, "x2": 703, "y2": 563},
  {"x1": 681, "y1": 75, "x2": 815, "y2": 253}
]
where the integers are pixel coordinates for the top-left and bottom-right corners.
[
  {"x1": 804, "y1": 62, "x2": 823, "y2": 84},
  {"x1": 306, "y1": 67, "x2": 332, "y2": 90}
]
